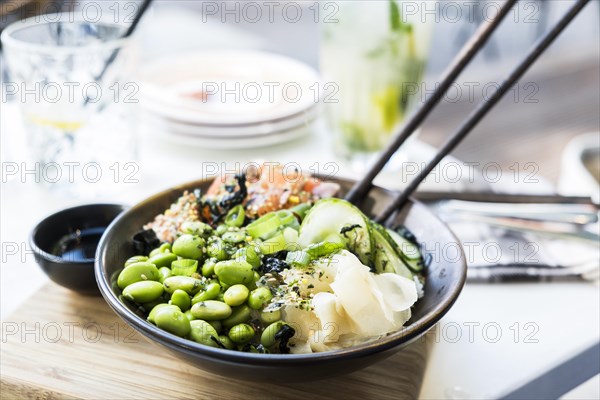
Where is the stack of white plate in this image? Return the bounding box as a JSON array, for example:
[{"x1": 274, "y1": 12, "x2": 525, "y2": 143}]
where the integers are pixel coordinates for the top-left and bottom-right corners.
[{"x1": 140, "y1": 50, "x2": 321, "y2": 149}]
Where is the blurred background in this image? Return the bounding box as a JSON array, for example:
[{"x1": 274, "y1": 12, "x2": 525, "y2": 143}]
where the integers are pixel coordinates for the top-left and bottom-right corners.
[{"x1": 0, "y1": 1, "x2": 598, "y2": 399}]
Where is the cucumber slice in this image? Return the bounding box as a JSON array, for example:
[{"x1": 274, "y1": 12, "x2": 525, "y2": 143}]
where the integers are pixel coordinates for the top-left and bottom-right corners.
[
  {"x1": 298, "y1": 198, "x2": 373, "y2": 265},
  {"x1": 371, "y1": 223, "x2": 413, "y2": 279},
  {"x1": 386, "y1": 228, "x2": 424, "y2": 272}
]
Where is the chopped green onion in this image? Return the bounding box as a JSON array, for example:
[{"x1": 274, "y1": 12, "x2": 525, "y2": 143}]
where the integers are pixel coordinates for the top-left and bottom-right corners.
[
  {"x1": 276, "y1": 210, "x2": 296, "y2": 227},
  {"x1": 286, "y1": 250, "x2": 311, "y2": 267},
  {"x1": 224, "y1": 205, "x2": 245, "y2": 227},
  {"x1": 171, "y1": 259, "x2": 198, "y2": 277},
  {"x1": 259, "y1": 232, "x2": 287, "y2": 254},
  {"x1": 282, "y1": 227, "x2": 300, "y2": 251},
  {"x1": 246, "y1": 213, "x2": 282, "y2": 239},
  {"x1": 289, "y1": 203, "x2": 311, "y2": 221}
]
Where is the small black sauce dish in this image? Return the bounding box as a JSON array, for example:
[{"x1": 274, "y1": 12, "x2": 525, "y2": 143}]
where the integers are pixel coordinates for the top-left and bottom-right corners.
[{"x1": 30, "y1": 204, "x2": 127, "y2": 295}]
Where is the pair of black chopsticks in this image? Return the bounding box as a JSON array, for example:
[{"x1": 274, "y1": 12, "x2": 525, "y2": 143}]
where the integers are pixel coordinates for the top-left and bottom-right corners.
[{"x1": 345, "y1": 0, "x2": 591, "y2": 225}]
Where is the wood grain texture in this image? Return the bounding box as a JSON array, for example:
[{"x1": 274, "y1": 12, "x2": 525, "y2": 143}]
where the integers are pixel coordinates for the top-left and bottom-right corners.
[{"x1": 0, "y1": 284, "x2": 432, "y2": 399}]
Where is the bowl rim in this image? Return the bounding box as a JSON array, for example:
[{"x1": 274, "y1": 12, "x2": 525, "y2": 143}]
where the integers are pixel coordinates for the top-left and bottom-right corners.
[
  {"x1": 95, "y1": 178, "x2": 466, "y2": 364},
  {"x1": 30, "y1": 203, "x2": 127, "y2": 265}
]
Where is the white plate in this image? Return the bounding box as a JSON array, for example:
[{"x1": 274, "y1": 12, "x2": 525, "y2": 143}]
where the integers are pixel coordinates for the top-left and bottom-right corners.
[
  {"x1": 143, "y1": 106, "x2": 319, "y2": 138},
  {"x1": 140, "y1": 50, "x2": 321, "y2": 125},
  {"x1": 149, "y1": 122, "x2": 312, "y2": 150}
]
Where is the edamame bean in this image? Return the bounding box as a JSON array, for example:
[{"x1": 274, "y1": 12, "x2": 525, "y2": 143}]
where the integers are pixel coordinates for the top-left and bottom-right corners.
[
  {"x1": 169, "y1": 289, "x2": 191, "y2": 311},
  {"x1": 222, "y1": 230, "x2": 245, "y2": 244},
  {"x1": 154, "y1": 306, "x2": 190, "y2": 337},
  {"x1": 208, "y1": 320, "x2": 222, "y2": 334},
  {"x1": 171, "y1": 259, "x2": 199, "y2": 277},
  {"x1": 163, "y1": 276, "x2": 203, "y2": 295},
  {"x1": 222, "y1": 304, "x2": 251, "y2": 329},
  {"x1": 149, "y1": 252, "x2": 177, "y2": 268},
  {"x1": 206, "y1": 237, "x2": 228, "y2": 261},
  {"x1": 122, "y1": 281, "x2": 164, "y2": 303},
  {"x1": 260, "y1": 321, "x2": 287, "y2": 347},
  {"x1": 214, "y1": 260, "x2": 254, "y2": 286},
  {"x1": 228, "y1": 324, "x2": 255, "y2": 344},
  {"x1": 201, "y1": 258, "x2": 217, "y2": 278},
  {"x1": 117, "y1": 262, "x2": 160, "y2": 289},
  {"x1": 172, "y1": 234, "x2": 205, "y2": 260},
  {"x1": 183, "y1": 309, "x2": 196, "y2": 322},
  {"x1": 148, "y1": 304, "x2": 178, "y2": 323},
  {"x1": 260, "y1": 309, "x2": 281, "y2": 324},
  {"x1": 181, "y1": 221, "x2": 213, "y2": 238},
  {"x1": 191, "y1": 282, "x2": 221, "y2": 305},
  {"x1": 124, "y1": 256, "x2": 148, "y2": 267},
  {"x1": 142, "y1": 297, "x2": 168, "y2": 313},
  {"x1": 189, "y1": 320, "x2": 219, "y2": 347},
  {"x1": 191, "y1": 300, "x2": 232, "y2": 320},
  {"x1": 215, "y1": 224, "x2": 228, "y2": 236},
  {"x1": 248, "y1": 287, "x2": 273, "y2": 310},
  {"x1": 158, "y1": 267, "x2": 171, "y2": 283},
  {"x1": 223, "y1": 284, "x2": 249, "y2": 306},
  {"x1": 149, "y1": 247, "x2": 162, "y2": 258},
  {"x1": 232, "y1": 246, "x2": 261, "y2": 269},
  {"x1": 217, "y1": 334, "x2": 236, "y2": 349}
]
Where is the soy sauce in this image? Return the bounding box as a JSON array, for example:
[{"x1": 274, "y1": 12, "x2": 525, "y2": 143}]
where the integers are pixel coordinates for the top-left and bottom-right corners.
[{"x1": 52, "y1": 227, "x2": 106, "y2": 262}]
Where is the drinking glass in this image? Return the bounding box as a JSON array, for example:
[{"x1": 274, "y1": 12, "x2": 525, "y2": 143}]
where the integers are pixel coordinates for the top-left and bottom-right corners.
[
  {"x1": 320, "y1": 1, "x2": 433, "y2": 166},
  {"x1": 1, "y1": 14, "x2": 139, "y2": 197}
]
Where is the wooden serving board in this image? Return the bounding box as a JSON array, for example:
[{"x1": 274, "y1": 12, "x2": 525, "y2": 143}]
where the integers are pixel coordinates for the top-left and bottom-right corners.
[{"x1": 1, "y1": 283, "x2": 431, "y2": 399}]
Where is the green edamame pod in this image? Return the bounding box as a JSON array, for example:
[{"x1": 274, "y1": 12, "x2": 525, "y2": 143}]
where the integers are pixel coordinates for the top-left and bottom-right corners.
[
  {"x1": 248, "y1": 287, "x2": 273, "y2": 310},
  {"x1": 191, "y1": 282, "x2": 221, "y2": 305},
  {"x1": 217, "y1": 334, "x2": 235, "y2": 350},
  {"x1": 124, "y1": 256, "x2": 148, "y2": 267},
  {"x1": 190, "y1": 300, "x2": 232, "y2": 320},
  {"x1": 222, "y1": 304, "x2": 252, "y2": 329},
  {"x1": 214, "y1": 260, "x2": 254, "y2": 286},
  {"x1": 122, "y1": 281, "x2": 164, "y2": 303},
  {"x1": 117, "y1": 262, "x2": 160, "y2": 289},
  {"x1": 169, "y1": 289, "x2": 192, "y2": 311},
  {"x1": 148, "y1": 252, "x2": 177, "y2": 268},
  {"x1": 172, "y1": 234, "x2": 205, "y2": 260},
  {"x1": 163, "y1": 276, "x2": 203, "y2": 295},
  {"x1": 201, "y1": 258, "x2": 217, "y2": 278},
  {"x1": 260, "y1": 321, "x2": 287, "y2": 347},
  {"x1": 189, "y1": 320, "x2": 219, "y2": 347},
  {"x1": 260, "y1": 309, "x2": 281, "y2": 324},
  {"x1": 228, "y1": 323, "x2": 255, "y2": 344},
  {"x1": 154, "y1": 306, "x2": 190, "y2": 337},
  {"x1": 158, "y1": 267, "x2": 172, "y2": 283},
  {"x1": 223, "y1": 284, "x2": 249, "y2": 307},
  {"x1": 148, "y1": 304, "x2": 178, "y2": 324}
]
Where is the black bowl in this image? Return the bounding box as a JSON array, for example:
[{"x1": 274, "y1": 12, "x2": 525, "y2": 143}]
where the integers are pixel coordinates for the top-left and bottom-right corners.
[
  {"x1": 95, "y1": 178, "x2": 466, "y2": 381},
  {"x1": 30, "y1": 203, "x2": 127, "y2": 295}
]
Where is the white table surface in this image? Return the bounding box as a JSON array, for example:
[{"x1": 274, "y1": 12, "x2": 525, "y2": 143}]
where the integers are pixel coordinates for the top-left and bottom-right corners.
[{"x1": 2, "y1": 5, "x2": 599, "y2": 398}]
